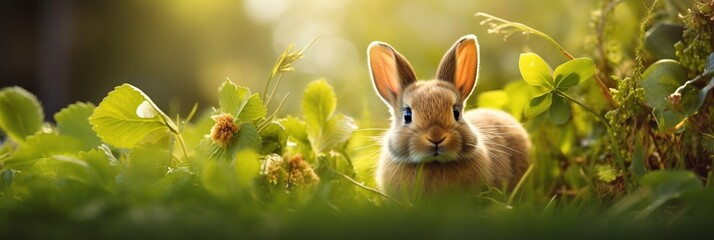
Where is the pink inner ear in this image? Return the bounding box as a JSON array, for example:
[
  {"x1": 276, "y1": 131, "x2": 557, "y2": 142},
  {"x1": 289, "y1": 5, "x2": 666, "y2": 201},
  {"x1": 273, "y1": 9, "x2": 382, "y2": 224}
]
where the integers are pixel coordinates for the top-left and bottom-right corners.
[
  {"x1": 369, "y1": 45, "x2": 400, "y2": 102},
  {"x1": 455, "y1": 39, "x2": 478, "y2": 98}
]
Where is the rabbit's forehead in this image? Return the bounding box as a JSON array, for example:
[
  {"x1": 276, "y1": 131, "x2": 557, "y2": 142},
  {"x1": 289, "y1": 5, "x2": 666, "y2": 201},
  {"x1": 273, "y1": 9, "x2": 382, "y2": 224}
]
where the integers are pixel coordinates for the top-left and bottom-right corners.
[{"x1": 401, "y1": 81, "x2": 458, "y2": 109}]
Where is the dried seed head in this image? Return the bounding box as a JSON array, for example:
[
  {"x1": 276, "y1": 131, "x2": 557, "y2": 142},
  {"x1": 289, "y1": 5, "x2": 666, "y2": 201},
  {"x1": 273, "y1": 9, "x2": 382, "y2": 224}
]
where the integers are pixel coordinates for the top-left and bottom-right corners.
[
  {"x1": 263, "y1": 153, "x2": 319, "y2": 189},
  {"x1": 286, "y1": 154, "x2": 319, "y2": 187},
  {"x1": 210, "y1": 113, "x2": 240, "y2": 148}
]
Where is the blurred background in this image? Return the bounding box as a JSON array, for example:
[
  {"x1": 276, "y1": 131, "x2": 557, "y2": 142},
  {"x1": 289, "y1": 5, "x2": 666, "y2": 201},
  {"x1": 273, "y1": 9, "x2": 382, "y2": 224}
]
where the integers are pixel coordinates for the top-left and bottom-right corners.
[{"x1": 0, "y1": 0, "x2": 648, "y2": 124}]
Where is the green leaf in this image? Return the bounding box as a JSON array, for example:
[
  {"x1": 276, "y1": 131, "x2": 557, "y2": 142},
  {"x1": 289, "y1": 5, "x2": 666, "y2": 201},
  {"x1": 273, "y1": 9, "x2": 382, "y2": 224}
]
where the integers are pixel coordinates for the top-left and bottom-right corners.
[
  {"x1": 595, "y1": 164, "x2": 618, "y2": 183},
  {"x1": 0, "y1": 169, "x2": 12, "y2": 190},
  {"x1": 89, "y1": 84, "x2": 171, "y2": 148},
  {"x1": 54, "y1": 102, "x2": 102, "y2": 149},
  {"x1": 548, "y1": 94, "x2": 571, "y2": 125},
  {"x1": 524, "y1": 92, "x2": 553, "y2": 118},
  {"x1": 300, "y1": 80, "x2": 354, "y2": 153},
  {"x1": 630, "y1": 136, "x2": 646, "y2": 179},
  {"x1": 233, "y1": 150, "x2": 260, "y2": 189},
  {"x1": 635, "y1": 170, "x2": 703, "y2": 218},
  {"x1": 278, "y1": 115, "x2": 308, "y2": 144},
  {"x1": 309, "y1": 114, "x2": 355, "y2": 153},
  {"x1": 3, "y1": 133, "x2": 86, "y2": 169},
  {"x1": 233, "y1": 123, "x2": 262, "y2": 153},
  {"x1": 77, "y1": 149, "x2": 119, "y2": 184},
  {"x1": 201, "y1": 160, "x2": 232, "y2": 199},
  {"x1": 609, "y1": 170, "x2": 703, "y2": 217},
  {"x1": 519, "y1": 53, "x2": 553, "y2": 88},
  {"x1": 639, "y1": 60, "x2": 689, "y2": 130},
  {"x1": 31, "y1": 155, "x2": 102, "y2": 184},
  {"x1": 218, "y1": 80, "x2": 267, "y2": 122},
  {"x1": 640, "y1": 170, "x2": 702, "y2": 194},
  {"x1": 259, "y1": 122, "x2": 287, "y2": 155},
  {"x1": 29, "y1": 149, "x2": 117, "y2": 186},
  {"x1": 644, "y1": 23, "x2": 684, "y2": 60},
  {"x1": 0, "y1": 87, "x2": 44, "y2": 142},
  {"x1": 553, "y1": 58, "x2": 596, "y2": 90},
  {"x1": 125, "y1": 135, "x2": 173, "y2": 183},
  {"x1": 302, "y1": 79, "x2": 336, "y2": 130},
  {"x1": 194, "y1": 122, "x2": 261, "y2": 163}
]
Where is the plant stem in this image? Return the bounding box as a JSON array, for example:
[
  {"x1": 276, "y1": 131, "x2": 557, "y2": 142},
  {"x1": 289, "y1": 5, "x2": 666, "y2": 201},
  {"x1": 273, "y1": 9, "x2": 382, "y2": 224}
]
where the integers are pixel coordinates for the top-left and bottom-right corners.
[
  {"x1": 476, "y1": 12, "x2": 574, "y2": 60},
  {"x1": 265, "y1": 73, "x2": 284, "y2": 108},
  {"x1": 507, "y1": 164, "x2": 534, "y2": 205},
  {"x1": 476, "y1": 12, "x2": 616, "y2": 107},
  {"x1": 334, "y1": 171, "x2": 410, "y2": 207},
  {"x1": 175, "y1": 132, "x2": 189, "y2": 160},
  {"x1": 558, "y1": 91, "x2": 626, "y2": 171},
  {"x1": 557, "y1": 91, "x2": 609, "y2": 128}
]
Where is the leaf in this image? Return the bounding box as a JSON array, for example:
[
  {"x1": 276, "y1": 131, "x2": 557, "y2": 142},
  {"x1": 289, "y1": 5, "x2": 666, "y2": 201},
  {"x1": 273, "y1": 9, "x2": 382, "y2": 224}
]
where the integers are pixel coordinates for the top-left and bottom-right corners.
[
  {"x1": 218, "y1": 80, "x2": 267, "y2": 122},
  {"x1": 88, "y1": 84, "x2": 171, "y2": 148},
  {"x1": 309, "y1": 114, "x2": 355, "y2": 153},
  {"x1": 477, "y1": 90, "x2": 509, "y2": 110},
  {"x1": 125, "y1": 135, "x2": 173, "y2": 184},
  {"x1": 233, "y1": 123, "x2": 262, "y2": 153},
  {"x1": 519, "y1": 53, "x2": 553, "y2": 88},
  {"x1": 635, "y1": 170, "x2": 703, "y2": 218},
  {"x1": 258, "y1": 122, "x2": 288, "y2": 155},
  {"x1": 0, "y1": 87, "x2": 44, "y2": 142},
  {"x1": 76, "y1": 149, "x2": 119, "y2": 185},
  {"x1": 595, "y1": 164, "x2": 618, "y2": 183},
  {"x1": 136, "y1": 101, "x2": 158, "y2": 119},
  {"x1": 233, "y1": 150, "x2": 260, "y2": 189},
  {"x1": 548, "y1": 94, "x2": 571, "y2": 125},
  {"x1": 278, "y1": 115, "x2": 308, "y2": 144},
  {"x1": 639, "y1": 60, "x2": 688, "y2": 130},
  {"x1": 706, "y1": 53, "x2": 714, "y2": 73},
  {"x1": 644, "y1": 23, "x2": 684, "y2": 60},
  {"x1": 302, "y1": 79, "x2": 337, "y2": 130},
  {"x1": 524, "y1": 92, "x2": 553, "y2": 118},
  {"x1": 0, "y1": 169, "x2": 13, "y2": 190},
  {"x1": 300, "y1": 80, "x2": 354, "y2": 153},
  {"x1": 54, "y1": 102, "x2": 102, "y2": 149},
  {"x1": 238, "y1": 93, "x2": 267, "y2": 122},
  {"x1": 201, "y1": 160, "x2": 232, "y2": 199},
  {"x1": 31, "y1": 155, "x2": 102, "y2": 184},
  {"x1": 630, "y1": 136, "x2": 646, "y2": 179},
  {"x1": 610, "y1": 170, "x2": 704, "y2": 218},
  {"x1": 30, "y1": 149, "x2": 117, "y2": 187},
  {"x1": 553, "y1": 58, "x2": 596, "y2": 90},
  {"x1": 3, "y1": 133, "x2": 86, "y2": 169},
  {"x1": 640, "y1": 170, "x2": 702, "y2": 194}
]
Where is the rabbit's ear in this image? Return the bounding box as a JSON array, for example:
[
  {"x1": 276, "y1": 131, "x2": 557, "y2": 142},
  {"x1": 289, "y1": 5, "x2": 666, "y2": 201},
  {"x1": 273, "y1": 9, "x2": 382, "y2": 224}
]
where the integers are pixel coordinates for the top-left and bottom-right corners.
[
  {"x1": 436, "y1": 35, "x2": 479, "y2": 99},
  {"x1": 368, "y1": 41, "x2": 417, "y2": 105}
]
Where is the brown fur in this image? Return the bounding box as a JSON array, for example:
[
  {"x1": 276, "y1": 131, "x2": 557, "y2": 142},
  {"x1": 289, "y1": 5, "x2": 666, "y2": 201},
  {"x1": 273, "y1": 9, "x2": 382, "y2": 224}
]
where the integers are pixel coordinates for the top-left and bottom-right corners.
[{"x1": 368, "y1": 35, "x2": 531, "y2": 197}]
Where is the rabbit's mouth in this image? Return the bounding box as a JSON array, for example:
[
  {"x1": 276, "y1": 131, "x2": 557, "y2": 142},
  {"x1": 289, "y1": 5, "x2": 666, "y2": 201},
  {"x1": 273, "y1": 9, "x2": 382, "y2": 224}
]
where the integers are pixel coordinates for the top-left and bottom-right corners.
[
  {"x1": 432, "y1": 145, "x2": 441, "y2": 156},
  {"x1": 418, "y1": 147, "x2": 458, "y2": 163}
]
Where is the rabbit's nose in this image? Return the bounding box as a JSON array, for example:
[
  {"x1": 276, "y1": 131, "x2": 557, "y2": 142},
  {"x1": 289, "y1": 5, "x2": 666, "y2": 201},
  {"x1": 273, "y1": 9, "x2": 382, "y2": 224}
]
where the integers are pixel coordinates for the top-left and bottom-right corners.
[
  {"x1": 428, "y1": 136, "x2": 446, "y2": 145},
  {"x1": 426, "y1": 126, "x2": 447, "y2": 145}
]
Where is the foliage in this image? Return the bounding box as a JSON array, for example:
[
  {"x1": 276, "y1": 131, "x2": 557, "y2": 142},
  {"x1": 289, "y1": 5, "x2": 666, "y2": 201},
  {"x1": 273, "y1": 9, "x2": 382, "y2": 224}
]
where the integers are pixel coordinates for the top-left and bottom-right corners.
[{"x1": 2, "y1": 1, "x2": 714, "y2": 237}]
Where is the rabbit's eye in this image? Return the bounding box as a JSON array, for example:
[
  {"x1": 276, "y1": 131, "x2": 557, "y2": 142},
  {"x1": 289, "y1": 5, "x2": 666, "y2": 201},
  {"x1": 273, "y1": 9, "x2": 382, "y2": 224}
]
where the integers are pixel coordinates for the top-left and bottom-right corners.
[
  {"x1": 453, "y1": 107, "x2": 460, "y2": 121},
  {"x1": 403, "y1": 107, "x2": 412, "y2": 124}
]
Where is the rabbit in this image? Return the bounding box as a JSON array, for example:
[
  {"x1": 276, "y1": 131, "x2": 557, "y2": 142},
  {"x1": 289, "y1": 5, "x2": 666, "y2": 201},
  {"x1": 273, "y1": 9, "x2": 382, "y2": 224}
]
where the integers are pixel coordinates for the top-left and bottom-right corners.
[{"x1": 367, "y1": 34, "x2": 531, "y2": 197}]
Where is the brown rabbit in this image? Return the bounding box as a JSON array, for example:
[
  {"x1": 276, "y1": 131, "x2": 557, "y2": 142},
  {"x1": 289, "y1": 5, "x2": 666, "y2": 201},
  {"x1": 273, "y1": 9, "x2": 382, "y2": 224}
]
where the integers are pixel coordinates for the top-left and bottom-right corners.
[{"x1": 367, "y1": 35, "x2": 531, "y2": 196}]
